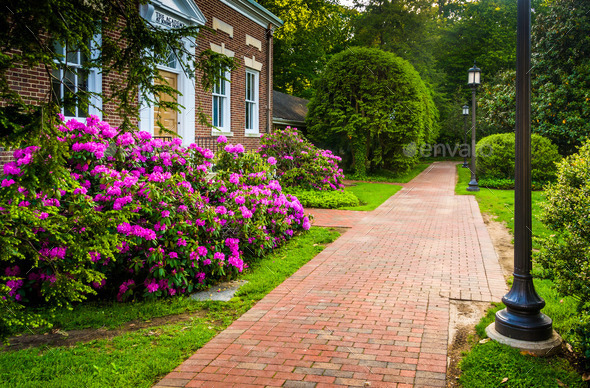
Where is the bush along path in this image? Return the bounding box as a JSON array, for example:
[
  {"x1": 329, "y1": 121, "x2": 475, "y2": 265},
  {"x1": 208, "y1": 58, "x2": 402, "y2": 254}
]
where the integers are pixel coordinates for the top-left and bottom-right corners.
[
  {"x1": 155, "y1": 161, "x2": 507, "y2": 387},
  {"x1": 0, "y1": 116, "x2": 312, "y2": 341}
]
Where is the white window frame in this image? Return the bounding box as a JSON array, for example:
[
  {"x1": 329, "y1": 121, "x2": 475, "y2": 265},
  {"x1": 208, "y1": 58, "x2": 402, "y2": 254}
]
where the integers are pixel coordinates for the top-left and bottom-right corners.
[
  {"x1": 52, "y1": 36, "x2": 102, "y2": 120},
  {"x1": 211, "y1": 68, "x2": 232, "y2": 136},
  {"x1": 245, "y1": 69, "x2": 259, "y2": 135}
]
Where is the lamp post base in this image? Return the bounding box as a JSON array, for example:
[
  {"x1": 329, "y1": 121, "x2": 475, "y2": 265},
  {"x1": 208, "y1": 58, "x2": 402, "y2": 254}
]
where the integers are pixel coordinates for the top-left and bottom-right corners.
[
  {"x1": 486, "y1": 322, "x2": 562, "y2": 356},
  {"x1": 466, "y1": 179, "x2": 479, "y2": 191},
  {"x1": 462, "y1": 162, "x2": 469, "y2": 168}
]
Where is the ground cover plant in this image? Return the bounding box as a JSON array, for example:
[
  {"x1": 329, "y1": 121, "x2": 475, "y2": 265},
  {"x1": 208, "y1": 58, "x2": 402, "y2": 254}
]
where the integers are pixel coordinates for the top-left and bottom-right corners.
[
  {"x1": 455, "y1": 163, "x2": 588, "y2": 385},
  {"x1": 0, "y1": 227, "x2": 340, "y2": 388},
  {"x1": 0, "y1": 116, "x2": 311, "y2": 341},
  {"x1": 339, "y1": 182, "x2": 403, "y2": 211},
  {"x1": 284, "y1": 188, "x2": 360, "y2": 209}
]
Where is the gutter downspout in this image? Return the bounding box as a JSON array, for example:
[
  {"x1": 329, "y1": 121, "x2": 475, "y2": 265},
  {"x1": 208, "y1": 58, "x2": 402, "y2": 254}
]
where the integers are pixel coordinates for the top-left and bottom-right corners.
[{"x1": 266, "y1": 24, "x2": 273, "y2": 133}]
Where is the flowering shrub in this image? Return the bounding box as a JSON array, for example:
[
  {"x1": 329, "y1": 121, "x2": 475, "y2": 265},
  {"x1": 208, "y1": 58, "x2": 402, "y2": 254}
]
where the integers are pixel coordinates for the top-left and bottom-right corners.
[
  {"x1": 259, "y1": 127, "x2": 345, "y2": 191},
  {"x1": 0, "y1": 116, "x2": 310, "y2": 339}
]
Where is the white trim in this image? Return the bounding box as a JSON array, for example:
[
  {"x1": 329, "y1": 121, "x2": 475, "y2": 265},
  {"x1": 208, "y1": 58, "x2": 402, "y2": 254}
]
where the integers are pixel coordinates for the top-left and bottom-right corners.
[
  {"x1": 211, "y1": 69, "x2": 231, "y2": 135},
  {"x1": 245, "y1": 69, "x2": 259, "y2": 135},
  {"x1": 140, "y1": 0, "x2": 206, "y2": 27},
  {"x1": 220, "y1": 0, "x2": 283, "y2": 28},
  {"x1": 53, "y1": 34, "x2": 102, "y2": 121}
]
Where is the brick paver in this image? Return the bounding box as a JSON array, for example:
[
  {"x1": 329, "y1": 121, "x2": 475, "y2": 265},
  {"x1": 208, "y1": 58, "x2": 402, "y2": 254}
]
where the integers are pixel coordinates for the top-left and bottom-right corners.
[
  {"x1": 155, "y1": 162, "x2": 507, "y2": 387},
  {"x1": 305, "y1": 208, "x2": 368, "y2": 229}
]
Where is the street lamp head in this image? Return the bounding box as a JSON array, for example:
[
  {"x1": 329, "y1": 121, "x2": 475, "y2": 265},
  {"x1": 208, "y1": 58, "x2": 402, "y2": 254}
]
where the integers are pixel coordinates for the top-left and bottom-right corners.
[
  {"x1": 462, "y1": 104, "x2": 469, "y2": 116},
  {"x1": 468, "y1": 63, "x2": 481, "y2": 87}
]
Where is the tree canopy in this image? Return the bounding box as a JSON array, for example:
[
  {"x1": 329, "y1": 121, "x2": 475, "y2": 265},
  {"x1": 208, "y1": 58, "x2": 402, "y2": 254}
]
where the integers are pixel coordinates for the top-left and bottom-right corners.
[
  {"x1": 258, "y1": 0, "x2": 356, "y2": 99},
  {"x1": 478, "y1": 0, "x2": 590, "y2": 155}
]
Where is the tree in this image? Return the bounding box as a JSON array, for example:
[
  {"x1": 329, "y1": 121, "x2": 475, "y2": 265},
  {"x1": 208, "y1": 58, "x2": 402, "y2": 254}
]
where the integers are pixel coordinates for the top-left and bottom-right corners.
[
  {"x1": 352, "y1": 0, "x2": 441, "y2": 85},
  {"x1": 257, "y1": 0, "x2": 355, "y2": 99},
  {"x1": 435, "y1": 0, "x2": 518, "y2": 97},
  {"x1": 531, "y1": 0, "x2": 590, "y2": 155},
  {"x1": 476, "y1": 0, "x2": 590, "y2": 155},
  {"x1": 306, "y1": 47, "x2": 438, "y2": 175}
]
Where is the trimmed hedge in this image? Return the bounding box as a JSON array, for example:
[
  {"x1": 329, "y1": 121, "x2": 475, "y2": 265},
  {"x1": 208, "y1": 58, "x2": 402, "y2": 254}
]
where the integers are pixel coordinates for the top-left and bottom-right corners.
[
  {"x1": 478, "y1": 178, "x2": 546, "y2": 191},
  {"x1": 476, "y1": 133, "x2": 560, "y2": 182}
]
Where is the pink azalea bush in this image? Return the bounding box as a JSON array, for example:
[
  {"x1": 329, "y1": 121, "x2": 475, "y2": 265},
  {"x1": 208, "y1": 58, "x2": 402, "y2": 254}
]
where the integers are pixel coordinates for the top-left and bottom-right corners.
[
  {"x1": 259, "y1": 127, "x2": 345, "y2": 191},
  {"x1": 0, "y1": 116, "x2": 310, "y2": 337}
]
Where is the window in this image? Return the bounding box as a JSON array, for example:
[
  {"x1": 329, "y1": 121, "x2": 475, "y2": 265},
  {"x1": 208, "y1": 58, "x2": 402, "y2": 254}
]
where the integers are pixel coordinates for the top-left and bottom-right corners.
[
  {"x1": 52, "y1": 40, "x2": 101, "y2": 119},
  {"x1": 245, "y1": 69, "x2": 259, "y2": 133},
  {"x1": 212, "y1": 69, "x2": 231, "y2": 133}
]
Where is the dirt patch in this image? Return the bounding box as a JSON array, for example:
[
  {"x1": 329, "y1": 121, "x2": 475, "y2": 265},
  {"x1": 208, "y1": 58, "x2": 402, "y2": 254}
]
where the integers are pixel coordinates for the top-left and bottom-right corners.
[
  {"x1": 1, "y1": 310, "x2": 208, "y2": 352},
  {"x1": 447, "y1": 301, "x2": 491, "y2": 387},
  {"x1": 482, "y1": 213, "x2": 514, "y2": 280}
]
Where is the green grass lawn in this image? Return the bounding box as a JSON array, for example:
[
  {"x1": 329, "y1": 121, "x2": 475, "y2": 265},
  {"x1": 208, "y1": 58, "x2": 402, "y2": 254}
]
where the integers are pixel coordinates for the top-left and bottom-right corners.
[
  {"x1": 0, "y1": 227, "x2": 340, "y2": 388},
  {"x1": 340, "y1": 182, "x2": 403, "y2": 211},
  {"x1": 456, "y1": 165, "x2": 553, "y2": 248},
  {"x1": 348, "y1": 162, "x2": 431, "y2": 183},
  {"x1": 460, "y1": 278, "x2": 585, "y2": 388},
  {"x1": 455, "y1": 164, "x2": 586, "y2": 387}
]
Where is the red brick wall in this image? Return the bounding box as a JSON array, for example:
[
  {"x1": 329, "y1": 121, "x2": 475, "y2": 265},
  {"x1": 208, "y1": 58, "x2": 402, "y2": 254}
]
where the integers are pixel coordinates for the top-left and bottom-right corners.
[
  {"x1": 194, "y1": 0, "x2": 272, "y2": 151},
  {"x1": 1, "y1": 1, "x2": 275, "y2": 153}
]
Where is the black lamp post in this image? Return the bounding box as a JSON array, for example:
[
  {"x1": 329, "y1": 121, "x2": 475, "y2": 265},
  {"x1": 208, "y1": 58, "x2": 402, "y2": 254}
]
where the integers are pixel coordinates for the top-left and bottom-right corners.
[
  {"x1": 494, "y1": 0, "x2": 553, "y2": 342},
  {"x1": 462, "y1": 104, "x2": 470, "y2": 168},
  {"x1": 466, "y1": 64, "x2": 480, "y2": 192}
]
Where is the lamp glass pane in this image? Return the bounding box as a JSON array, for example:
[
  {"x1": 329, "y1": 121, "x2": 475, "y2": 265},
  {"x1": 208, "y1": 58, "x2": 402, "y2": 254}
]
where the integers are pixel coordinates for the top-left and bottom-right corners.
[{"x1": 475, "y1": 71, "x2": 481, "y2": 84}]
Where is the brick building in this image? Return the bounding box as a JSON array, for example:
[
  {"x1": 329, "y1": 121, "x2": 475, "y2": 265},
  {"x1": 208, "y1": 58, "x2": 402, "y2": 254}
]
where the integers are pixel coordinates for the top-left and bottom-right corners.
[{"x1": 3, "y1": 0, "x2": 282, "y2": 154}]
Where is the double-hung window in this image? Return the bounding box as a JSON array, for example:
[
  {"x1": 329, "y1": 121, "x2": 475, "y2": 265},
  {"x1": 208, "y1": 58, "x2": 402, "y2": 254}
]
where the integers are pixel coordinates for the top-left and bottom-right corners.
[
  {"x1": 245, "y1": 69, "x2": 259, "y2": 134},
  {"x1": 52, "y1": 39, "x2": 101, "y2": 119},
  {"x1": 212, "y1": 68, "x2": 231, "y2": 133}
]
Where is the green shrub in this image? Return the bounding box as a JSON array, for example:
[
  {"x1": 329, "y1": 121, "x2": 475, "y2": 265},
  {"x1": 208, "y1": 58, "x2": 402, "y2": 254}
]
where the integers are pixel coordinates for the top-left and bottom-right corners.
[
  {"x1": 284, "y1": 189, "x2": 360, "y2": 209},
  {"x1": 478, "y1": 178, "x2": 546, "y2": 191},
  {"x1": 536, "y1": 139, "x2": 590, "y2": 366},
  {"x1": 259, "y1": 127, "x2": 345, "y2": 191},
  {"x1": 476, "y1": 133, "x2": 560, "y2": 182},
  {"x1": 306, "y1": 47, "x2": 438, "y2": 175}
]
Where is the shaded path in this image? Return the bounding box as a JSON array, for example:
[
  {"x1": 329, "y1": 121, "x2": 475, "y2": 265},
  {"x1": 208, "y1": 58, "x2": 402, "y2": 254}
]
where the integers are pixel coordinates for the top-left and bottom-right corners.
[{"x1": 155, "y1": 162, "x2": 506, "y2": 387}]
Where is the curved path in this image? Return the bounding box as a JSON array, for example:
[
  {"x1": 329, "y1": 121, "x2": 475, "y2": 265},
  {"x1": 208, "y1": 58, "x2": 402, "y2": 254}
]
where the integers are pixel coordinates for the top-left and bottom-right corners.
[{"x1": 155, "y1": 162, "x2": 507, "y2": 388}]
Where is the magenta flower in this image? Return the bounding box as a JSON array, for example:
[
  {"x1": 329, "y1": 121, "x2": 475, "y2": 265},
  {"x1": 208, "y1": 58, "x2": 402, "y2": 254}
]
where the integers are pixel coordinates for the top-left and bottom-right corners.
[{"x1": 1, "y1": 179, "x2": 16, "y2": 187}]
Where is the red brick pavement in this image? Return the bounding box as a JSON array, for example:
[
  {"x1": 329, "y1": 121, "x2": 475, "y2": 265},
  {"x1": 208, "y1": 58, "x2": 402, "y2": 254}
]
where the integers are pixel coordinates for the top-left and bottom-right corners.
[
  {"x1": 155, "y1": 162, "x2": 507, "y2": 388},
  {"x1": 305, "y1": 208, "x2": 368, "y2": 229}
]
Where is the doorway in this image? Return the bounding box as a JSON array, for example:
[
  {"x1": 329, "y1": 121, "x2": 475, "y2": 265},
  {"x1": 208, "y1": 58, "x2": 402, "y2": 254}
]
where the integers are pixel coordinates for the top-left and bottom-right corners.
[{"x1": 154, "y1": 69, "x2": 178, "y2": 139}]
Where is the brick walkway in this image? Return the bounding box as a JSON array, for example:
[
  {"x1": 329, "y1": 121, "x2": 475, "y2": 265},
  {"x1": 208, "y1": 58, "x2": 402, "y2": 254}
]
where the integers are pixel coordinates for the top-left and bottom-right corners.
[
  {"x1": 305, "y1": 208, "x2": 367, "y2": 229},
  {"x1": 155, "y1": 162, "x2": 507, "y2": 388}
]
